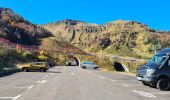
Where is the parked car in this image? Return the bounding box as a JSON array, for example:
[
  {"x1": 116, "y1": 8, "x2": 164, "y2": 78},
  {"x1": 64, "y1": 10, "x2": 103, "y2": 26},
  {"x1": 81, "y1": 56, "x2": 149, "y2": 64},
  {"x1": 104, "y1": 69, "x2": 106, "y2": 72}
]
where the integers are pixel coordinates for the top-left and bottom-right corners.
[
  {"x1": 136, "y1": 48, "x2": 170, "y2": 91},
  {"x1": 21, "y1": 62, "x2": 49, "y2": 72},
  {"x1": 66, "y1": 61, "x2": 77, "y2": 66},
  {"x1": 81, "y1": 61, "x2": 99, "y2": 69}
]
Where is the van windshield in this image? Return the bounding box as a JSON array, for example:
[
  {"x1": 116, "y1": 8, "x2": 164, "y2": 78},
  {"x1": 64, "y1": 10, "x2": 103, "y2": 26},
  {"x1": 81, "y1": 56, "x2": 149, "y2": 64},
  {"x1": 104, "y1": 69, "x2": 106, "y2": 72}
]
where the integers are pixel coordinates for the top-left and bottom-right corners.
[{"x1": 148, "y1": 55, "x2": 168, "y2": 65}]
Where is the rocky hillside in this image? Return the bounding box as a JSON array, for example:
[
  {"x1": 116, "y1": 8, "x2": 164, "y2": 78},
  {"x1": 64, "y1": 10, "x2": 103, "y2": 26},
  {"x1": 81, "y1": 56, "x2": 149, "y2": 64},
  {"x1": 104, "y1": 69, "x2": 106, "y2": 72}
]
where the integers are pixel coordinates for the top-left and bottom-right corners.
[
  {"x1": 0, "y1": 8, "x2": 88, "y2": 55},
  {"x1": 43, "y1": 19, "x2": 170, "y2": 59},
  {"x1": 0, "y1": 8, "x2": 52, "y2": 45}
]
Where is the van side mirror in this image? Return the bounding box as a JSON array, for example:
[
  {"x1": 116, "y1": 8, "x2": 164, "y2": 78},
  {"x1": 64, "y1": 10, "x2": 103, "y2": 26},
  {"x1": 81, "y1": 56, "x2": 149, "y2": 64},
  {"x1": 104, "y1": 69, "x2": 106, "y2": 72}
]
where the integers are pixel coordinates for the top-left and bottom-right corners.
[{"x1": 168, "y1": 60, "x2": 170, "y2": 66}]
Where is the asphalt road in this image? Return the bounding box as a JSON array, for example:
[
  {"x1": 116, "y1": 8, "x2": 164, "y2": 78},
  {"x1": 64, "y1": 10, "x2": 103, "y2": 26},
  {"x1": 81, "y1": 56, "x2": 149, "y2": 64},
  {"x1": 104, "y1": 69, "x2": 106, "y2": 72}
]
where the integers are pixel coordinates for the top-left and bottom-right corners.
[{"x1": 0, "y1": 66, "x2": 169, "y2": 100}]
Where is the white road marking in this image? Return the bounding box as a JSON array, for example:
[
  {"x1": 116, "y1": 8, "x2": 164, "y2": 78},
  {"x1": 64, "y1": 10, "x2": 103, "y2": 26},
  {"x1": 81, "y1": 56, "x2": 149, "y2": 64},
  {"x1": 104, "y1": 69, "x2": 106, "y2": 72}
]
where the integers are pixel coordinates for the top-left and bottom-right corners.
[
  {"x1": 38, "y1": 80, "x2": 47, "y2": 84},
  {"x1": 108, "y1": 79, "x2": 115, "y2": 82},
  {"x1": 132, "y1": 90, "x2": 156, "y2": 98},
  {"x1": 121, "y1": 84, "x2": 141, "y2": 87},
  {"x1": 121, "y1": 84, "x2": 129, "y2": 87},
  {"x1": 0, "y1": 96, "x2": 14, "y2": 99},
  {"x1": 70, "y1": 72, "x2": 75, "y2": 75},
  {"x1": 27, "y1": 85, "x2": 34, "y2": 90},
  {"x1": 99, "y1": 76, "x2": 107, "y2": 79},
  {"x1": 0, "y1": 95, "x2": 21, "y2": 100},
  {"x1": 13, "y1": 95, "x2": 21, "y2": 100}
]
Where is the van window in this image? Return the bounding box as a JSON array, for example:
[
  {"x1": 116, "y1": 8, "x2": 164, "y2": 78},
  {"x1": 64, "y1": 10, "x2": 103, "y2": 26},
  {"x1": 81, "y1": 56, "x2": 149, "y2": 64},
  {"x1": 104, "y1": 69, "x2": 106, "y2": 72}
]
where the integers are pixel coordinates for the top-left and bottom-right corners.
[{"x1": 148, "y1": 55, "x2": 168, "y2": 65}]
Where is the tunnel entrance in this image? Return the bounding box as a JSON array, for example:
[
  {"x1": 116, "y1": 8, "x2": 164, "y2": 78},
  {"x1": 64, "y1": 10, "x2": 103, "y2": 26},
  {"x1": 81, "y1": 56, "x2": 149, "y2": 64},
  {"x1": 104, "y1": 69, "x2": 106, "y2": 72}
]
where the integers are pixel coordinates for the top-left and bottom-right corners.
[
  {"x1": 113, "y1": 62, "x2": 126, "y2": 72},
  {"x1": 66, "y1": 56, "x2": 80, "y2": 66}
]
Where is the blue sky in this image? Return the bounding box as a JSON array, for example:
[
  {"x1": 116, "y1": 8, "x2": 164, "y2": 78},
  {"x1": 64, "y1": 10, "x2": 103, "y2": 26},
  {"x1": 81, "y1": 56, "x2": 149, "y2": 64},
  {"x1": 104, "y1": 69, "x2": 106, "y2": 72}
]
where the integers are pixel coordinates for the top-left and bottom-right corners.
[{"x1": 0, "y1": 0, "x2": 170, "y2": 31}]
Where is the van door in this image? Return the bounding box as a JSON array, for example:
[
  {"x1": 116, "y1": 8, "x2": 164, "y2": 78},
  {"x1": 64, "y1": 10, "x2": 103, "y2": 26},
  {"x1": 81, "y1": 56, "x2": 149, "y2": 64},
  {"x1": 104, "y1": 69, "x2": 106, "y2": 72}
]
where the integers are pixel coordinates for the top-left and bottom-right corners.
[{"x1": 161, "y1": 57, "x2": 170, "y2": 76}]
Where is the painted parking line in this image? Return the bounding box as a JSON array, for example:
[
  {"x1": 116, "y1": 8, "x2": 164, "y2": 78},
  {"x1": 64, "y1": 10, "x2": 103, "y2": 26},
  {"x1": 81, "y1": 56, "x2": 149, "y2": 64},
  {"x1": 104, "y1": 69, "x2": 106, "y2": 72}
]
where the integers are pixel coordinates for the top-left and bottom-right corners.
[
  {"x1": 121, "y1": 84, "x2": 141, "y2": 87},
  {"x1": 99, "y1": 76, "x2": 107, "y2": 79},
  {"x1": 70, "y1": 72, "x2": 75, "y2": 75},
  {"x1": 121, "y1": 84, "x2": 129, "y2": 87},
  {"x1": 0, "y1": 94, "x2": 21, "y2": 100},
  {"x1": 108, "y1": 79, "x2": 115, "y2": 82},
  {"x1": 14, "y1": 85, "x2": 34, "y2": 89},
  {"x1": 37, "y1": 80, "x2": 47, "y2": 84},
  {"x1": 27, "y1": 85, "x2": 34, "y2": 90},
  {"x1": 132, "y1": 90, "x2": 156, "y2": 98},
  {"x1": 13, "y1": 95, "x2": 21, "y2": 100}
]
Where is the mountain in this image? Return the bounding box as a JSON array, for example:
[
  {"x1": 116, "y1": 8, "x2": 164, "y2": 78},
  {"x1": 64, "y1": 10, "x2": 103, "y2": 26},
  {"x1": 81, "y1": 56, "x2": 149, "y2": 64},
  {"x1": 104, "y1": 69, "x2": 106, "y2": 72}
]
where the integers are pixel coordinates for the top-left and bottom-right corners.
[
  {"x1": 42, "y1": 19, "x2": 170, "y2": 59},
  {"x1": 0, "y1": 7, "x2": 52, "y2": 45},
  {"x1": 0, "y1": 8, "x2": 88, "y2": 55}
]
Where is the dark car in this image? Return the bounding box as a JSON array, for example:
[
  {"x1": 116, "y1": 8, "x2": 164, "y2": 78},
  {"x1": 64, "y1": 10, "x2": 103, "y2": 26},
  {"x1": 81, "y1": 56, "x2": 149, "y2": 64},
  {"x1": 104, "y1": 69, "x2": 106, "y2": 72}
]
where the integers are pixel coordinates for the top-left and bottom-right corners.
[{"x1": 137, "y1": 48, "x2": 170, "y2": 91}]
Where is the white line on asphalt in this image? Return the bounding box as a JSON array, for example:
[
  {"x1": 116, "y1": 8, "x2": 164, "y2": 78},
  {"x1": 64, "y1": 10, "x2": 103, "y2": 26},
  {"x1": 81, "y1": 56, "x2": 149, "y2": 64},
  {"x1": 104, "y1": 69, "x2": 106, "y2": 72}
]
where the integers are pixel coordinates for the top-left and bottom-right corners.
[
  {"x1": 0, "y1": 95, "x2": 21, "y2": 100},
  {"x1": 121, "y1": 84, "x2": 129, "y2": 87},
  {"x1": 132, "y1": 90, "x2": 156, "y2": 98},
  {"x1": 38, "y1": 80, "x2": 47, "y2": 84},
  {"x1": 108, "y1": 79, "x2": 115, "y2": 82},
  {"x1": 27, "y1": 85, "x2": 34, "y2": 90},
  {"x1": 0, "y1": 96, "x2": 14, "y2": 99},
  {"x1": 70, "y1": 72, "x2": 75, "y2": 75},
  {"x1": 13, "y1": 95, "x2": 21, "y2": 100},
  {"x1": 99, "y1": 76, "x2": 107, "y2": 79},
  {"x1": 121, "y1": 84, "x2": 141, "y2": 87}
]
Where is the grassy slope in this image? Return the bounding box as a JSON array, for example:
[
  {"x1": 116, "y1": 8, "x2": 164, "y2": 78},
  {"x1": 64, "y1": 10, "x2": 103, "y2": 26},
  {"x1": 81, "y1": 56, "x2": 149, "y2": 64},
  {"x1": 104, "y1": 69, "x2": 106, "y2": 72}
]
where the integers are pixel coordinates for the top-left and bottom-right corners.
[{"x1": 43, "y1": 20, "x2": 170, "y2": 60}]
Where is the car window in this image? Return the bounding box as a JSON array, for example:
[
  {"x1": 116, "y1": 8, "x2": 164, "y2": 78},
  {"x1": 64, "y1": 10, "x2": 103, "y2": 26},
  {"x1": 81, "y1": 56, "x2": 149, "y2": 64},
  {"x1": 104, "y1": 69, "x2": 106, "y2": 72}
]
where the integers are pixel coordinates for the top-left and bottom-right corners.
[{"x1": 83, "y1": 62, "x2": 93, "y2": 64}]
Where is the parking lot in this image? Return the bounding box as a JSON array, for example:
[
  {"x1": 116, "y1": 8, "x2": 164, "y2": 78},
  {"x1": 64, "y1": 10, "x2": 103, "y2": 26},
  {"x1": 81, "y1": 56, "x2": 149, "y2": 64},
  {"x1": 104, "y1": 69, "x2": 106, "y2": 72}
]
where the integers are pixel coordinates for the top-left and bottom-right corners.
[{"x1": 0, "y1": 66, "x2": 169, "y2": 100}]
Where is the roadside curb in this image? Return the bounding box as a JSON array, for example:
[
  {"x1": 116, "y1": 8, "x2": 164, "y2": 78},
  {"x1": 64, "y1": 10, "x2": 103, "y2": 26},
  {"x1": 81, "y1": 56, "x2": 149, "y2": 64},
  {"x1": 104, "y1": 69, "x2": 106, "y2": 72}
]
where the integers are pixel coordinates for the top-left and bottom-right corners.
[{"x1": 0, "y1": 68, "x2": 21, "y2": 77}]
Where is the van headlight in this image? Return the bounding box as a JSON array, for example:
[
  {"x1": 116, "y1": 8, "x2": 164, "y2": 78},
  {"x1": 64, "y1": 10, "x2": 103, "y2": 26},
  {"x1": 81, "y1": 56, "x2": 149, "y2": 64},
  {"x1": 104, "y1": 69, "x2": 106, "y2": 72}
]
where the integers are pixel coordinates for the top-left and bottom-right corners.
[{"x1": 147, "y1": 69, "x2": 155, "y2": 74}]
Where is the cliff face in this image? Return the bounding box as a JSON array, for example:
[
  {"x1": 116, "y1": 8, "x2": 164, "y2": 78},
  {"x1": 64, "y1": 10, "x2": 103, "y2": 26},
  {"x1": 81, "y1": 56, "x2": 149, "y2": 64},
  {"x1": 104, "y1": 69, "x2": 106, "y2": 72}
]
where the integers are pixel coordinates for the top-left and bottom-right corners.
[
  {"x1": 0, "y1": 8, "x2": 52, "y2": 45},
  {"x1": 43, "y1": 19, "x2": 170, "y2": 59}
]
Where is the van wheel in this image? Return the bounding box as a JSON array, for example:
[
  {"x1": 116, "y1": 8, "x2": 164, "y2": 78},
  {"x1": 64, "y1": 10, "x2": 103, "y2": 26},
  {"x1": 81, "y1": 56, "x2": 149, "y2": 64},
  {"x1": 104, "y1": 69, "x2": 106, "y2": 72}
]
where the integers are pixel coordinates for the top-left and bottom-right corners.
[
  {"x1": 22, "y1": 68, "x2": 28, "y2": 72},
  {"x1": 40, "y1": 68, "x2": 46, "y2": 72},
  {"x1": 157, "y1": 78, "x2": 170, "y2": 91}
]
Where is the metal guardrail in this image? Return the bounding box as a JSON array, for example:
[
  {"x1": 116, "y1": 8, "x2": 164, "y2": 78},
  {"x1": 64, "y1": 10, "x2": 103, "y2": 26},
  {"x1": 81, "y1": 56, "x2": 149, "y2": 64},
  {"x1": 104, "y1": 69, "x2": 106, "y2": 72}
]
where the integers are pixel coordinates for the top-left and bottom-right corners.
[
  {"x1": 0, "y1": 68, "x2": 21, "y2": 77},
  {"x1": 0, "y1": 37, "x2": 89, "y2": 55}
]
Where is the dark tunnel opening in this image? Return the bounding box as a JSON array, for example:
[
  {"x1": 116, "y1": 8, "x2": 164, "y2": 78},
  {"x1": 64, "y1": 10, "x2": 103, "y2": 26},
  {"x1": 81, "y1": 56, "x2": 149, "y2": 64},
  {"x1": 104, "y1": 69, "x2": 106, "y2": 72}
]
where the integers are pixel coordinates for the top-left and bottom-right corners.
[
  {"x1": 66, "y1": 56, "x2": 80, "y2": 66},
  {"x1": 113, "y1": 62, "x2": 126, "y2": 72}
]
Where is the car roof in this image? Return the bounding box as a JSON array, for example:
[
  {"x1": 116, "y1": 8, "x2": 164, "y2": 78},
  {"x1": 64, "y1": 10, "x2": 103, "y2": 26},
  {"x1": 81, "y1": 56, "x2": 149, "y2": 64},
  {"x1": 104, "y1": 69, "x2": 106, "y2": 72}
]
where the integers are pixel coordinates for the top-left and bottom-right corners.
[
  {"x1": 83, "y1": 61, "x2": 93, "y2": 63},
  {"x1": 157, "y1": 48, "x2": 170, "y2": 55}
]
